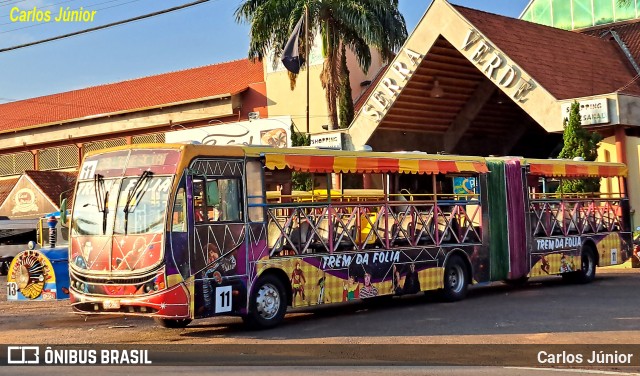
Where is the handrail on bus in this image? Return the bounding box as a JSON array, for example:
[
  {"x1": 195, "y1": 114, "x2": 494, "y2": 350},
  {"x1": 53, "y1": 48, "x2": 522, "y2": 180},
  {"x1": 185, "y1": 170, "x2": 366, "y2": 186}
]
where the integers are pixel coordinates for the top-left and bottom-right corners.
[{"x1": 529, "y1": 192, "x2": 624, "y2": 200}]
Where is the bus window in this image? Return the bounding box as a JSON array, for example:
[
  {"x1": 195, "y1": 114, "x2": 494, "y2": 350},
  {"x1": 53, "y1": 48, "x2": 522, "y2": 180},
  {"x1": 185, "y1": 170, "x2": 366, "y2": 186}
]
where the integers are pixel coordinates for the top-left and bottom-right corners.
[
  {"x1": 192, "y1": 177, "x2": 208, "y2": 223},
  {"x1": 206, "y1": 179, "x2": 221, "y2": 221},
  {"x1": 220, "y1": 179, "x2": 242, "y2": 221},
  {"x1": 204, "y1": 177, "x2": 243, "y2": 222},
  {"x1": 172, "y1": 183, "x2": 187, "y2": 232},
  {"x1": 246, "y1": 161, "x2": 265, "y2": 222}
]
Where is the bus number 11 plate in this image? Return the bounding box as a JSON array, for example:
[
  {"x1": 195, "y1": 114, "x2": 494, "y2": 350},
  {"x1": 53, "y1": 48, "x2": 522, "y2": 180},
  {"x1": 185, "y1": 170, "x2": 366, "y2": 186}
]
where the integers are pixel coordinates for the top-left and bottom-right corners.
[{"x1": 215, "y1": 286, "x2": 232, "y2": 313}]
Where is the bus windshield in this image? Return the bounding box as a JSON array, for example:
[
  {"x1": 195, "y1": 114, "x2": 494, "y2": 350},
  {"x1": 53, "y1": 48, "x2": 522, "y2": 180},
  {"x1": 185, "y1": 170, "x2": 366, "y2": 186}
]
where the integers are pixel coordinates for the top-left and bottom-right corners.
[
  {"x1": 71, "y1": 148, "x2": 180, "y2": 237},
  {"x1": 69, "y1": 148, "x2": 180, "y2": 273},
  {"x1": 115, "y1": 175, "x2": 173, "y2": 235},
  {"x1": 71, "y1": 175, "x2": 173, "y2": 236}
]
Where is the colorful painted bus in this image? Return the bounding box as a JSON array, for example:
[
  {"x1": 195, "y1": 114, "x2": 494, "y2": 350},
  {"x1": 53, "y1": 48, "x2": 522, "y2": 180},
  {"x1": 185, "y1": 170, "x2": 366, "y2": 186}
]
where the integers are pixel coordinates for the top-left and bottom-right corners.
[{"x1": 68, "y1": 144, "x2": 632, "y2": 328}]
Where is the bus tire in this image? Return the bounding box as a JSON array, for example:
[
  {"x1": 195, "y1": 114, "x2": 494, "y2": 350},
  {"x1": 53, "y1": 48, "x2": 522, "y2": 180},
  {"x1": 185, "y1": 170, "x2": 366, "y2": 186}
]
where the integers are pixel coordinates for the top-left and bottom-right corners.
[
  {"x1": 576, "y1": 247, "x2": 597, "y2": 284},
  {"x1": 154, "y1": 317, "x2": 192, "y2": 328},
  {"x1": 441, "y1": 255, "x2": 469, "y2": 302},
  {"x1": 243, "y1": 275, "x2": 287, "y2": 330}
]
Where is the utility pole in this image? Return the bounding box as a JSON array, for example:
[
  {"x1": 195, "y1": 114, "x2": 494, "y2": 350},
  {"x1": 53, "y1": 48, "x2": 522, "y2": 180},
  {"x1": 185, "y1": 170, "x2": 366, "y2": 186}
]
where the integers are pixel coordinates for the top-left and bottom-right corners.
[{"x1": 305, "y1": 3, "x2": 310, "y2": 137}]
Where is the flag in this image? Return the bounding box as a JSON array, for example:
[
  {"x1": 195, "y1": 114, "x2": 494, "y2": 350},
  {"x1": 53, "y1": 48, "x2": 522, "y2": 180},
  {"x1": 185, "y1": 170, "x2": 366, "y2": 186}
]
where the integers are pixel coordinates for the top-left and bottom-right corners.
[{"x1": 281, "y1": 15, "x2": 305, "y2": 74}]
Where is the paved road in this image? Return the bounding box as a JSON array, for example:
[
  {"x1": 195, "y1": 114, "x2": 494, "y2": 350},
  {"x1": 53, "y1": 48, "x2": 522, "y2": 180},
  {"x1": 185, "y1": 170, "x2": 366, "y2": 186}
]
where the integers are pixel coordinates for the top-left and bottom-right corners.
[{"x1": 2, "y1": 268, "x2": 640, "y2": 375}]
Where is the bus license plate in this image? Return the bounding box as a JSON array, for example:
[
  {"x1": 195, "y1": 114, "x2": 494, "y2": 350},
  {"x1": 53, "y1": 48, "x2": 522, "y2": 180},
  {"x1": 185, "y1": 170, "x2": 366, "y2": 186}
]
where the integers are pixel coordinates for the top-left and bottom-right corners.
[{"x1": 103, "y1": 299, "x2": 121, "y2": 310}]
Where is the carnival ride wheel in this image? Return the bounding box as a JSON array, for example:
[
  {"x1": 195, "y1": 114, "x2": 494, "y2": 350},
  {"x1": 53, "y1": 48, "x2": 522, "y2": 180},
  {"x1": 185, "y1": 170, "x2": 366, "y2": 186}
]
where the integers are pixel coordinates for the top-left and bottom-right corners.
[{"x1": 9, "y1": 252, "x2": 46, "y2": 299}]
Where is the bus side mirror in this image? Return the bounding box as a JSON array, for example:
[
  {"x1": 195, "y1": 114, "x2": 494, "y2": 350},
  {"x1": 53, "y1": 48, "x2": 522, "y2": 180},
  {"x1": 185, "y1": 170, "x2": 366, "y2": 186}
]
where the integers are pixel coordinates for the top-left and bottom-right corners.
[{"x1": 60, "y1": 198, "x2": 68, "y2": 224}]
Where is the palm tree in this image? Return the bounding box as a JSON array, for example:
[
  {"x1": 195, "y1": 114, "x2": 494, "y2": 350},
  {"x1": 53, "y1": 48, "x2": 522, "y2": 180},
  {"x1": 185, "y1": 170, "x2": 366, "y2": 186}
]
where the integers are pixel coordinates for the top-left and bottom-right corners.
[{"x1": 235, "y1": 0, "x2": 407, "y2": 130}]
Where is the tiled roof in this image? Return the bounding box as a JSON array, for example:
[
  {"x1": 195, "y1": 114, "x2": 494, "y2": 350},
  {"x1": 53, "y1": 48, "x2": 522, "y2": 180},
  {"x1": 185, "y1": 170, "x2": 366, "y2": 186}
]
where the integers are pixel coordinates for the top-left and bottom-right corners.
[
  {"x1": 25, "y1": 170, "x2": 77, "y2": 208},
  {"x1": 0, "y1": 178, "x2": 19, "y2": 206},
  {"x1": 0, "y1": 59, "x2": 264, "y2": 134},
  {"x1": 454, "y1": 5, "x2": 640, "y2": 99},
  {"x1": 582, "y1": 20, "x2": 640, "y2": 75}
]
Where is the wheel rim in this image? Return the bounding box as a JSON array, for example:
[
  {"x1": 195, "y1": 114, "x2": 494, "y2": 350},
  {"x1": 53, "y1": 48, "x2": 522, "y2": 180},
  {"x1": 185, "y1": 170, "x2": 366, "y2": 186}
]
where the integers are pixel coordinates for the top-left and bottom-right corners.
[
  {"x1": 447, "y1": 264, "x2": 465, "y2": 293},
  {"x1": 256, "y1": 283, "x2": 281, "y2": 320}
]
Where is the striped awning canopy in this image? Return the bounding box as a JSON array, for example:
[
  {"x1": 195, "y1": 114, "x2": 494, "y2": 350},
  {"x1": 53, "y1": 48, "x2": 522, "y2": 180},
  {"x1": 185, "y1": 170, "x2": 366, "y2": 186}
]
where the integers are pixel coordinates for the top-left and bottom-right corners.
[
  {"x1": 263, "y1": 152, "x2": 488, "y2": 174},
  {"x1": 526, "y1": 159, "x2": 628, "y2": 178}
]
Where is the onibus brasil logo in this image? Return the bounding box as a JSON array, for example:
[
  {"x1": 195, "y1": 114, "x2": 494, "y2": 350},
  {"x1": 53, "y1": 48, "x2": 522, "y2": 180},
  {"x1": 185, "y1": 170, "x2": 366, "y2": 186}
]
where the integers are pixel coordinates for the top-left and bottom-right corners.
[{"x1": 7, "y1": 346, "x2": 152, "y2": 365}]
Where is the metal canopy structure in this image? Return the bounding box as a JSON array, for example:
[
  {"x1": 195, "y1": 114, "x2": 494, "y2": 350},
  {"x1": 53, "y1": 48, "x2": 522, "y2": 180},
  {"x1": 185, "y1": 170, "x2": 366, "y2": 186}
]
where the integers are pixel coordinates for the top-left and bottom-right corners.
[
  {"x1": 363, "y1": 35, "x2": 551, "y2": 157},
  {"x1": 346, "y1": 0, "x2": 582, "y2": 158},
  {"x1": 375, "y1": 36, "x2": 538, "y2": 140}
]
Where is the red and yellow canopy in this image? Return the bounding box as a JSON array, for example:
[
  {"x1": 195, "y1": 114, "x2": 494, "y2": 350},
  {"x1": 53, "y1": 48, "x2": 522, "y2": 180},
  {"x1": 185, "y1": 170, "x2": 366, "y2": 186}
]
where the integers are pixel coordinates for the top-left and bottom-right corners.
[
  {"x1": 527, "y1": 159, "x2": 627, "y2": 178},
  {"x1": 264, "y1": 152, "x2": 488, "y2": 174}
]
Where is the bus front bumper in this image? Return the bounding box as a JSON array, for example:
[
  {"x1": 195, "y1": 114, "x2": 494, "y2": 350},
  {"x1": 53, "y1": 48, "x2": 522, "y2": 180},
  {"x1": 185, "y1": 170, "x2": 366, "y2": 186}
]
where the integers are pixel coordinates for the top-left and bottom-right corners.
[{"x1": 69, "y1": 283, "x2": 191, "y2": 319}]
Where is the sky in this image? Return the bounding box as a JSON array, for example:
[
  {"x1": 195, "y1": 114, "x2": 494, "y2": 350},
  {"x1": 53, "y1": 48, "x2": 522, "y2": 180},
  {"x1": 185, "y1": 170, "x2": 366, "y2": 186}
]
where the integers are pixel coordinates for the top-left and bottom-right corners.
[{"x1": 0, "y1": 0, "x2": 531, "y2": 102}]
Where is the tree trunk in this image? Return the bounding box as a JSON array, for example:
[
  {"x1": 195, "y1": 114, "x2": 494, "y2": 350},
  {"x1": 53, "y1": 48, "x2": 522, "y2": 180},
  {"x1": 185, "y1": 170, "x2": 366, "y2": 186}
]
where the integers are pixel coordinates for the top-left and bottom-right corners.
[{"x1": 320, "y1": 22, "x2": 340, "y2": 130}]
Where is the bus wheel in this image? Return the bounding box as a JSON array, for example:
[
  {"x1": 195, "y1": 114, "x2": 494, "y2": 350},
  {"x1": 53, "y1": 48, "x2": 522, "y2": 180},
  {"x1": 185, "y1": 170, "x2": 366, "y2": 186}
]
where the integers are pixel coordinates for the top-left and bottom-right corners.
[
  {"x1": 576, "y1": 247, "x2": 597, "y2": 284},
  {"x1": 244, "y1": 275, "x2": 287, "y2": 330},
  {"x1": 442, "y1": 255, "x2": 469, "y2": 302},
  {"x1": 154, "y1": 317, "x2": 192, "y2": 328}
]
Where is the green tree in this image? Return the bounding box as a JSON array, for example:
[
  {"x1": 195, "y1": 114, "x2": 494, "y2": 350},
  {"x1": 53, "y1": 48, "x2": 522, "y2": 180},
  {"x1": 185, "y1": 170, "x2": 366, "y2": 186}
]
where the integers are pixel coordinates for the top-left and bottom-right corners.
[
  {"x1": 338, "y1": 44, "x2": 354, "y2": 129},
  {"x1": 557, "y1": 101, "x2": 602, "y2": 193},
  {"x1": 235, "y1": 0, "x2": 407, "y2": 130},
  {"x1": 290, "y1": 124, "x2": 313, "y2": 191}
]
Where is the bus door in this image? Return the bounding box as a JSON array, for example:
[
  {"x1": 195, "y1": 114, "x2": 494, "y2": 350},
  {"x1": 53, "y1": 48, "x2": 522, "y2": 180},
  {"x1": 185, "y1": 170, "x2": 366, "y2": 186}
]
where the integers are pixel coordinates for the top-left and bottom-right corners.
[
  {"x1": 504, "y1": 159, "x2": 528, "y2": 279},
  {"x1": 187, "y1": 159, "x2": 247, "y2": 318},
  {"x1": 486, "y1": 159, "x2": 528, "y2": 281}
]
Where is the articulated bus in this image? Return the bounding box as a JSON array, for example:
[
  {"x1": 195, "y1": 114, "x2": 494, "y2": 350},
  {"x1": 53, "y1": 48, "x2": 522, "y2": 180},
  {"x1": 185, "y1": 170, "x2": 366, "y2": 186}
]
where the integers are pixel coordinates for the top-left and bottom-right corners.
[{"x1": 68, "y1": 144, "x2": 632, "y2": 328}]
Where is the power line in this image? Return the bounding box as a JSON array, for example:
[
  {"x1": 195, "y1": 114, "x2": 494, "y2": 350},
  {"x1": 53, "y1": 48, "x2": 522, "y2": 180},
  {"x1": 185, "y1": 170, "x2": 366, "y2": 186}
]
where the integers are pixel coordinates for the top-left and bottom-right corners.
[
  {"x1": 0, "y1": 0, "x2": 34, "y2": 8},
  {"x1": 0, "y1": 0, "x2": 210, "y2": 53},
  {"x1": 4, "y1": 0, "x2": 79, "y2": 11}
]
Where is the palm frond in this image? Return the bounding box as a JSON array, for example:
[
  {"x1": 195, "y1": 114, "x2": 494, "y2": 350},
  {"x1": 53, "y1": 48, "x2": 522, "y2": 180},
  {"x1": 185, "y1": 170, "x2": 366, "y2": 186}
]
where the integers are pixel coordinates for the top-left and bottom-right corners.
[{"x1": 235, "y1": 0, "x2": 407, "y2": 129}]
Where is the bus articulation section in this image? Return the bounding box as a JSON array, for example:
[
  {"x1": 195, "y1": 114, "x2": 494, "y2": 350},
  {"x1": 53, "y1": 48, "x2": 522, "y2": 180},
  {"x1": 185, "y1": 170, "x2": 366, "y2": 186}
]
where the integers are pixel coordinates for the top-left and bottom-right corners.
[{"x1": 67, "y1": 144, "x2": 632, "y2": 328}]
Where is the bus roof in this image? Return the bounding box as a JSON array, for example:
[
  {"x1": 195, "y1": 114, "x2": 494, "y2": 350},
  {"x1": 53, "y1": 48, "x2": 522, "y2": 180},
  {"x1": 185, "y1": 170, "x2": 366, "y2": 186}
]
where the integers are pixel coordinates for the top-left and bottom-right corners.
[
  {"x1": 83, "y1": 144, "x2": 627, "y2": 177},
  {"x1": 249, "y1": 147, "x2": 489, "y2": 175},
  {"x1": 84, "y1": 143, "x2": 489, "y2": 175}
]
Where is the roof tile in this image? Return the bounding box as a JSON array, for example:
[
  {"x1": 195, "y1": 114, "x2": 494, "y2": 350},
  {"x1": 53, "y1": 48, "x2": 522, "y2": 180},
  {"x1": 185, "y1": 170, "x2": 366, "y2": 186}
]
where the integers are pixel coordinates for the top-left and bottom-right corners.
[
  {"x1": 24, "y1": 170, "x2": 77, "y2": 208},
  {"x1": 0, "y1": 178, "x2": 19, "y2": 206},
  {"x1": 0, "y1": 59, "x2": 264, "y2": 133},
  {"x1": 454, "y1": 5, "x2": 640, "y2": 99}
]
